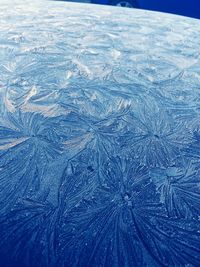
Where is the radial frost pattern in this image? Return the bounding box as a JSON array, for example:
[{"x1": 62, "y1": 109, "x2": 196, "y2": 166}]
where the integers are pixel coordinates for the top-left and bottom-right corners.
[{"x1": 0, "y1": 1, "x2": 200, "y2": 266}]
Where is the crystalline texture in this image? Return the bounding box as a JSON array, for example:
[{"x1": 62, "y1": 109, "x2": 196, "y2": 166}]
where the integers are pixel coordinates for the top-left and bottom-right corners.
[{"x1": 0, "y1": 0, "x2": 200, "y2": 266}]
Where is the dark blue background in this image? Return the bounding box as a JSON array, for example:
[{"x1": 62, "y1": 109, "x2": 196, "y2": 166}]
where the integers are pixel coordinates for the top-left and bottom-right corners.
[
  {"x1": 138, "y1": 0, "x2": 200, "y2": 19},
  {"x1": 91, "y1": 0, "x2": 200, "y2": 19}
]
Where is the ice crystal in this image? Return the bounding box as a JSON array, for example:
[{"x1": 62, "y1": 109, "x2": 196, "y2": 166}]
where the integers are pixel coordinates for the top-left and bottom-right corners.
[{"x1": 0, "y1": 1, "x2": 200, "y2": 266}]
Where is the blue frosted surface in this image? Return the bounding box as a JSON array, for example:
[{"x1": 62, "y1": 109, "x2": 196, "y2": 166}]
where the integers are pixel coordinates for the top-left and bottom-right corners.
[{"x1": 0, "y1": 1, "x2": 200, "y2": 266}]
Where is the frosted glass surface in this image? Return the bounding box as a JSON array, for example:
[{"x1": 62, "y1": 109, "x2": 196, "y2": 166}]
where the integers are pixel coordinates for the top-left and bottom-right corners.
[{"x1": 0, "y1": 1, "x2": 200, "y2": 266}]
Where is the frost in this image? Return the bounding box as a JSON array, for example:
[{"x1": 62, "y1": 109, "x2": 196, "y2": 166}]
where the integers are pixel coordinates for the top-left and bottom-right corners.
[{"x1": 0, "y1": 0, "x2": 200, "y2": 266}]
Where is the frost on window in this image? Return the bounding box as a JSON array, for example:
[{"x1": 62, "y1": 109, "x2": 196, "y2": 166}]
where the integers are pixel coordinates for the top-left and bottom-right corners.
[{"x1": 0, "y1": 1, "x2": 200, "y2": 266}]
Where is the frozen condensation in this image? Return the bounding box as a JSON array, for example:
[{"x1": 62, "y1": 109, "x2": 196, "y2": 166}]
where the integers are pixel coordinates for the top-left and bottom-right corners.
[{"x1": 0, "y1": 0, "x2": 200, "y2": 266}]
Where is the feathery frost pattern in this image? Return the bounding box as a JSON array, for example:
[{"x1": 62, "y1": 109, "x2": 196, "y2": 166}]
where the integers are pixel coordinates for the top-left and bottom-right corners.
[{"x1": 0, "y1": 0, "x2": 200, "y2": 266}]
